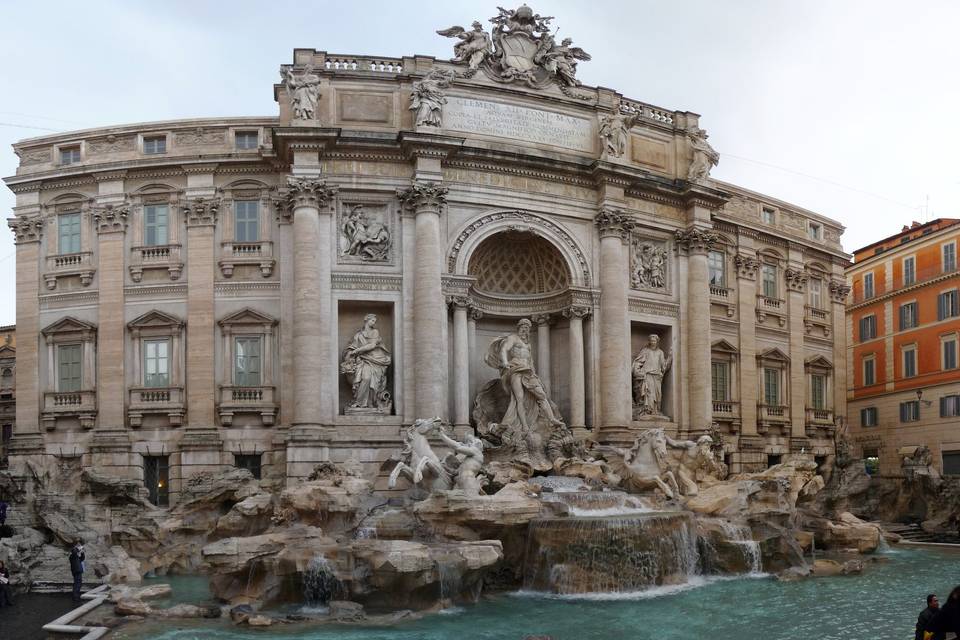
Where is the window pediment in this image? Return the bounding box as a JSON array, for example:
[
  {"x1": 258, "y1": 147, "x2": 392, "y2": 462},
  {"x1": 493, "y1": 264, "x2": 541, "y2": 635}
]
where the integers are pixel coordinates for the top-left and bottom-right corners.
[
  {"x1": 0, "y1": 345, "x2": 15, "y2": 358},
  {"x1": 128, "y1": 310, "x2": 184, "y2": 330},
  {"x1": 805, "y1": 355, "x2": 833, "y2": 372},
  {"x1": 711, "y1": 339, "x2": 739, "y2": 354},
  {"x1": 42, "y1": 316, "x2": 97, "y2": 342},
  {"x1": 757, "y1": 347, "x2": 790, "y2": 364},
  {"x1": 219, "y1": 307, "x2": 277, "y2": 331}
]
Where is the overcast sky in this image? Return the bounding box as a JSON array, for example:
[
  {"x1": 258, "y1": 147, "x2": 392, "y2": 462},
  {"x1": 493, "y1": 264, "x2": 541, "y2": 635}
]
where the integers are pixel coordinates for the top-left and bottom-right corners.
[{"x1": 1, "y1": 0, "x2": 958, "y2": 326}]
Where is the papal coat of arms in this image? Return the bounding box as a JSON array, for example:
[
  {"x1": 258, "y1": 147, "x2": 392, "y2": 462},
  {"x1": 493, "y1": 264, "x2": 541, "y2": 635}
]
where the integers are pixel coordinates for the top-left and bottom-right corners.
[{"x1": 437, "y1": 4, "x2": 591, "y2": 89}]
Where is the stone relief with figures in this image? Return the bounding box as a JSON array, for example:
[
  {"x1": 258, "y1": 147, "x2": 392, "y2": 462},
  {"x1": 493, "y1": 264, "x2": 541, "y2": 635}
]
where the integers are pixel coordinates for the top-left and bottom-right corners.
[
  {"x1": 630, "y1": 236, "x2": 668, "y2": 291},
  {"x1": 338, "y1": 203, "x2": 392, "y2": 263}
]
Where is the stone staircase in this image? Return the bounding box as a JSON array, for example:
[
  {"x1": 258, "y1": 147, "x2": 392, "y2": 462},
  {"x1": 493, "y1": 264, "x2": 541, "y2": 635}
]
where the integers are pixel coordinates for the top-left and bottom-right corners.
[{"x1": 882, "y1": 522, "x2": 960, "y2": 545}]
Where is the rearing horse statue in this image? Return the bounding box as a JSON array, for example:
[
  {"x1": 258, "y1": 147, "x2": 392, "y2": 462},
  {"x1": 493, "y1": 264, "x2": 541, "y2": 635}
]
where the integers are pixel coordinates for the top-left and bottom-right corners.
[{"x1": 387, "y1": 417, "x2": 453, "y2": 492}]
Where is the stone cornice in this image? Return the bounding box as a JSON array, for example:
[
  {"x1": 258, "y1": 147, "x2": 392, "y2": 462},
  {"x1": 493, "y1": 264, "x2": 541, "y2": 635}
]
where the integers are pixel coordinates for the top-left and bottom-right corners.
[
  {"x1": 562, "y1": 305, "x2": 592, "y2": 319},
  {"x1": 397, "y1": 181, "x2": 448, "y2": 214}
]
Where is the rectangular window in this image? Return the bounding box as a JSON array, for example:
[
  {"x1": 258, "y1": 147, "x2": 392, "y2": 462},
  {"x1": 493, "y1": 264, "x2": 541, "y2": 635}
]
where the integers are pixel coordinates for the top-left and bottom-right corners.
[
  {"x1": 944, "y1": 336, "x2": 958, "y2": 370},
  {"x1": 235, "y1": 131, "x2": 258, "y2": 150},
  {"x1": 234, "y1": 337, "x2": 262, "y2": 386},
  {"x1": 143, "y1": 204, "x2": 169, "y2": 246},
  {"x1": 767, "y1": 454, "x2": 782, "y2": 468},
  {"x1": 900, "y1": 400, "x2": 920, "y2": 422},
  {"x1": 863, "y1": 272, "x2": 875, "y2": 299},
  {"x1": 235, "y1": 454, "x2": 262, "y2": 479},
  {"x1": 899, "y1": 302, "x2": 918, "y2": 330},
  {"x1": 811, "y1": 374, "x2": 826, "y2": 410},
  {"x1": 863, "y1": 357, "x2": 876, "y2": 386},
  {"x1": 60, "y1": 146, "x2": 81, "y2": 165},
  {"x1": 903, "y1": 346, "x2": 917, "y2": 378},
  {"x1": 58, "y1": 212, "x2": 81, "y2": 254},
  {"x1": 143, "y1": 455, "x2": 169, "y2": 507},
  {"x1": 903, "y1": 256, "x2": 916, "y2": 286},
  {"x1": 763, "y1": 367, "x2": 780, "y2": 406},
  {"x1": 234, "y1": 200, "x2": 260, "y2": 242},
  {"x1": 860, "y1": 406, "x2": 878, "y2": 427},
  {"x1": 143, "y1": 339, "x2": 170, "y2": 388},
  {"x1": 57, "y1": 344, "x2": 82, "y2": 392},
  {"x1": 859, "y1": 315, "x2": 877, "y2": 341},
  {"x1": 143, "y1": 136, "x2": 166, "y2": 154},
  {"x1": 762, "y1": 207, "x2": 775, "y2": 224},
  {"x1": 809, "y1": 278, "x2": 823, "y2": 309},
  {"x1": 944, "y1": 243, "x2": 957, "y2": 273},
  {"x1": 808, "y1": 222, "x2": 821, "y2": 240},
  {"x1": 941, "y1": 395, "x2": 960, "y2": 418},
  {"x1": 938, "y1": 290, "x2": 959, "y2": 320},
  {"x1": 943, "y1": 453, "x2": 960, "y2": 476},
  {"x1": 761, "y1": 264, "x2": 777, "y2": 299},
  {"x1": 708, "y1": 251, "x2": 725, "y2": 287},
  {"x1": 711, "y1": 362, "x2": 730, "y2": 402}
]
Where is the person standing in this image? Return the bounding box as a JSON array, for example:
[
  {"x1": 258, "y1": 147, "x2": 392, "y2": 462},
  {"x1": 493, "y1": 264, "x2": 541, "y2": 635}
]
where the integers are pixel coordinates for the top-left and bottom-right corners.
[
  {"x1": 929, "y1": 586, "x2": 960, "y2": 637},
  {"x1": 68, "y1": 540, "x2": 85, "y2": 602},
  {"x1": 917, "y1": 594, "x2": 944, "y2": 640},
  {"x1": 0, "y1": 559, "x2": 13, "y2": 606}
]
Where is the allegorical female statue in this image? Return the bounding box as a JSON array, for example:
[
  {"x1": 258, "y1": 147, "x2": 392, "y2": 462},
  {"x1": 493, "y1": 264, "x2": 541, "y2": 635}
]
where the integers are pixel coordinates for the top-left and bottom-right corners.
[
  {"x1": 632, "y1": 333, "x2": 672, "y2": 417},
  {"x1": 340, "y1": 314, "x2": 392, "y2": 413}
]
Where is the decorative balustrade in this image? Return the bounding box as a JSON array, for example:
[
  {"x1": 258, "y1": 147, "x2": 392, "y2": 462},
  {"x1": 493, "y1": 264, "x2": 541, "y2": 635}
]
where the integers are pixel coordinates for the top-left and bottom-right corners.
[
  {"x1": 323, "y1": 55, "x2": 404, "y2": 73},
  {"x1": 710, "y1": 285, "x2": 731, "y2": 299},
  {"x1": 128, "y1": 386, "x2": 185, "y2": 427},
  {"x1": 620, "y1": 98, "x2": 676, "y2": 125},
  {"x1": 712, "y1": 400, "x2": 739, "y2": 416},
  {"x1": 758, "y1": 404, "x2": 789, "y2": 422},
  {"x1": 43, "y1": 252, "x2": 95, "y2": 289},
  {"x1": 218, "y1": 385, "x2": 277, "y2": 426},
  {"x1": 219, "y1": 241, "x2": 275, "y2": 277},
  {"x1": 757, "y1": 295, "x2": 783, "y2": 310},
  {"x1": 42, "y1": 390, "x2": 96, "y2": 430},
  {"x1": 129, "y1": 244, "x2": 183, "y2": 282},
  {"x1": 805, "y1": 407, "x2": 834, "y2": 425}
]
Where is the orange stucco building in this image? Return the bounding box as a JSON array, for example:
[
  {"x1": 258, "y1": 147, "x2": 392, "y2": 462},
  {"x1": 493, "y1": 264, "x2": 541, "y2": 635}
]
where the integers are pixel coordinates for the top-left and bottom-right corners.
[{"x1": 847, "y1": 219, "x2": 960, "y2": 474}]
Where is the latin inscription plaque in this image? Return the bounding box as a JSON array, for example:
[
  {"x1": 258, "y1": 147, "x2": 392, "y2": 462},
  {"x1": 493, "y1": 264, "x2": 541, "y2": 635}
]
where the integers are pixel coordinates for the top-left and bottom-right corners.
[{"x1": 444, "y1": 97, "x2": 594, "y2": 153}]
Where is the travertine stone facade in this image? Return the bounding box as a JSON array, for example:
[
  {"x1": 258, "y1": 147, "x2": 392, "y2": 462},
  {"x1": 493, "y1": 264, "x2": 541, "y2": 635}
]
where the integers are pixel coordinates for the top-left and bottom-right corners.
[{"x1": 4, "y1": 9, "x2": 849, "y2": 501}]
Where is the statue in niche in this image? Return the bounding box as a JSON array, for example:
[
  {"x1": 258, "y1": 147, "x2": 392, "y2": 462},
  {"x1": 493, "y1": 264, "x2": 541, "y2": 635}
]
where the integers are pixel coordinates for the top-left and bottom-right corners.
[
  {"x1": 341, "y1": 204, "x2": 391, "y2": 261},
  {"x1": 598, "y1": 109, "x2": 639, "y2": 157},
  {"x1": 281, "y1": 65, "x2": 321, "y2": 121},
  {"x1": 410, "y1": 68, "x2": 456, "y2": 128},
  {"x1": 340, "y1": 314, "x2": 392, "y2": 413},
  {"x1": 632, "y1": 334, "x2": 672, "y2": 418},
  {"x1": 687, "y1": 126, "x2": 719, "y2": 182},
  {"x1": 473, "y1": 318, "x2": 566, "y2": 470},
  {"x1": 598, "y1": 428, "x2": 681, "y2": 499},
  {"x1": 436, "y1": 21, "x2": 492, "y2": 70},
  {"x1": 631, "y1": 241, "x2": 667, "y2": 289}
]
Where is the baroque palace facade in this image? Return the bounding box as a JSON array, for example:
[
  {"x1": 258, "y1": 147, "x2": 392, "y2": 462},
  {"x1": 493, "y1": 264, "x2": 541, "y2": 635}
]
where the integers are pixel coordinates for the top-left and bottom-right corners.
[{"x1": 4, "y1": 6, "x2": 849, "y2": 504}]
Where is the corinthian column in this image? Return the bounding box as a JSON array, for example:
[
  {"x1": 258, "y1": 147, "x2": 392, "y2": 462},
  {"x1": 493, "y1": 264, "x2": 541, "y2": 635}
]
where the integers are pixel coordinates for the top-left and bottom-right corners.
[
  {"x1": 563, "y1": 305, "x2": 590, "y2": 431},
  {"x1": 676, "y1": 226, "x2": 718, "y2": 432},
  {"x1": 398, "y1": 181, "x2": 449, "y2": 420},
  {"x1": 594, "y1": 208, "x2": 633, "y2": 435},
  {"x1": 281, "y1": 176, "x2": 338, "y2": 428},
  {"x1": 92, "y1": 203, "x2": 129, "y2": 432},
  {"x1": 448, "y1": 296, "x2": 470, "y2": 428},
  {"x1": 532, "y1": 314, "x2": 552, "y2": 396}
]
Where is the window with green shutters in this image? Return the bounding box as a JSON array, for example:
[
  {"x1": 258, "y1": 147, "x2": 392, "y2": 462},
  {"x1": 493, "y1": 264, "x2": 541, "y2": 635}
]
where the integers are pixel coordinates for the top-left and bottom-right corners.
[
  {"x1": 938, "y1": 290, "x2": 959, "y2": 321},
  {"x1": 144, "y1": 204, "x2": 169, "y2": 246},
  {"x1": 234, "y1": 337, "x2": 261, "y2": 386},
  {"x1": 811, "y1": 374, "x2": 826, "y2": 410},
  {"x1": 761, "y1": 264, "x2": 777, "y2": 298},
  {"x1": 234, "y1": 201, "x2": 260, "y2": 242},
  {"x1": 711, "y1": 362, "x2": 729, "y2": 402},
  {"x1": 59, "y1": 212, "x2": 81, "y2": 254},
  {"x1": 763, "y1": 367, "x2": 780, "y2": 405},
  {"x1": 899, "y1": 302, "x2": 918, "y2": 330},
  {"x1": 143, "y1": 339, "x2": 170, "y2": 388},
  {"x1": 58, "y1": 343, "x2": 82, "y2": 392}
]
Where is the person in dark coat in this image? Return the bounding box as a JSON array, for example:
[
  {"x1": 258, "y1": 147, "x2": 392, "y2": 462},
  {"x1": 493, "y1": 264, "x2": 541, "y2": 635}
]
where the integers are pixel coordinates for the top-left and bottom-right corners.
[
  {"x1": 68, "y1": 540, "x2": 85, "y2": 602},
  {"x1": 917, "y1": 594, "x2": 944, "y2": 640},
  {"x1": 929, "y1": 586, "x2": 960, "y2": 637},
  {"x1": 0, "y1": 559, "x2": 13, "y2": 606}
]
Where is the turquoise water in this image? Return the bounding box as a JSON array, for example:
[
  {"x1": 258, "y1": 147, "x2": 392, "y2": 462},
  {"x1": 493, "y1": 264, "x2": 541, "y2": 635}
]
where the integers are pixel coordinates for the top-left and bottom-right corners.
[
  {"x1": 140, "y1": 575, "x2": 216, "y2": 608},
  {"x1": 123, "y1": 547, "x2": 959, "y2": 640}
]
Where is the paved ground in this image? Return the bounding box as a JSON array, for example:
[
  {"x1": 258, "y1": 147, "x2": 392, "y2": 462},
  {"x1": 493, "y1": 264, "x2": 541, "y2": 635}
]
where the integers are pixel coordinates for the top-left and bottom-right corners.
[{"x1": 0, "y1": 592, "x2": 77, "y2": 640}]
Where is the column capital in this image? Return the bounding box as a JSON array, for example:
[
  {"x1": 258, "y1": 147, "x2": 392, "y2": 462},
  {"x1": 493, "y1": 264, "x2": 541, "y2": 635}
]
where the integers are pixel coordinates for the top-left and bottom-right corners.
[
  {"x1": 674, "y1": 226, "x2": 718, "y2": 254},
  {"x1": 828, "y1": 279, "x2": 851, "y2": 304},
  {"x1": 563, "y1": 305, "x2": 592, "y2": 319},
  {"x1": 468, "y1": 306, "x2": 484, "y2": 321},
  {"x1": 183, "y1": 196, "x2": 221, "y2": 227},
  {"x1": 734, "y1": 253, "x2": 760, "y2": 280},
  {"x1": 784, "y1": 267, "x2": 807, "y2": 293},
  {"x1": 594, "y1": 207, "x2": 634, "y2": 241},
  {"x1": 280, "y1": 175, "x2": 338, "y2": 213},
  {"x1": 93, "y1": 203, "x2": 130, "y2": 234},
  {"x1": 532, "y1": 313, "x2": 553, "y2": 326},
  {"x1": 397, "y1": 180, "x2": 448, "y2": 215},
  {"x1": 446, "y1": 294, "x2": 472, "y2": 309},
  {"x1": 8, "y1": 215, "x2": 44, "y2": 244}
]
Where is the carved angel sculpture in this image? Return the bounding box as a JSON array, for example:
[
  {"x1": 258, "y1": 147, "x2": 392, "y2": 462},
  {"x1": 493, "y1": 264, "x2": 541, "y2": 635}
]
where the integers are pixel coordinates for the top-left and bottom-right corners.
[
  {"x1": 538, "y1": 37, "x2": 591, "y2": 87},
  {"x1": 437, "y1": 21, "x2": 492, "y2": 70}
]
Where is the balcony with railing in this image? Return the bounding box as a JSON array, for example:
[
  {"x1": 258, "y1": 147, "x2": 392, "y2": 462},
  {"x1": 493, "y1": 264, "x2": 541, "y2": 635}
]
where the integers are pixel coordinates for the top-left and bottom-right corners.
[
  {"x1": 128, "y1": 386, "x2": 185, "y2": 427},
  {"x1": 710, "y1": 285, "x2": 735, "y2": 317},
  {"x1": 41, "y1": 390, "x2": 96, "y2": 430},
  {"x1": 755, "y1": 295, "x2": 787, "y2": 327},
  {"x1": 218, "y1": 385, "x2": 277, "y2": 426},
  {"x1": 805, "y1": 407, "x2": 836, "y2": 437},
  {"x1": 758, "y1": 403, "x2": 789, "y2": 422},
  {"x1": 130, "y1": 244, "x2": 183, "y2": 282},
  {"x1": 712, "y1": 400, "x2": 740, "y2": 431},
  {"x1": 43, "y1": 252, "x2": 95, "y2": 289},
  {"x1": 219, "y1": 241, "x2": 275, "y2": 277},
  {"x1": 803, "y1": 305, "x2": 832, "y2": 336}
]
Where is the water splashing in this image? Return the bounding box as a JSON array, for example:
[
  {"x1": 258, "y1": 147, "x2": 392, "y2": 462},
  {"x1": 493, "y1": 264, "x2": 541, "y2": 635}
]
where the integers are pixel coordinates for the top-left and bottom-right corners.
[
  {"x1": 717, "y1": 521, "x2": 763, "y2": 574},
  {"x1": 302, "y1": 556, "x2": 342, "y2": 608}
]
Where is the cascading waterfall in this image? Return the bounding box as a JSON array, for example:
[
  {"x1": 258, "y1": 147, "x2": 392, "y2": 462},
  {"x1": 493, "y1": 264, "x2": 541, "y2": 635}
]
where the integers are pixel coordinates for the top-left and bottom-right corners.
[
  {"x1": 302, "y1": 556, "x2": 342, "y2": 607},
  {"x1": 717, "y1": 521, "x2": 763, "y2": 574},
  {"x1": 540, "y1": 490, "x2": 653, "y2": 517},
  {"x1": 523, "y1": 512, "x2": 700, "y2": 594}
]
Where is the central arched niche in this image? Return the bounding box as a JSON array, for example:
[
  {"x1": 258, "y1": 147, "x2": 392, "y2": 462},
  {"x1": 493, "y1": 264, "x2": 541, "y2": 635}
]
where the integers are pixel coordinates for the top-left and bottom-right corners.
[{"x1": 467, "y1": 230, "x2": 570, "y2": 295}]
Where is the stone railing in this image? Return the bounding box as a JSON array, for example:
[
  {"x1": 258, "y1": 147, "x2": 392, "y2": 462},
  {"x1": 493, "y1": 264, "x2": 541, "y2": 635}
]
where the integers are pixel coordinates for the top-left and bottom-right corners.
[
  {"x1": 42, "y1": 390, "x2": 96, "y2": 430},
  {"x1": 712, "y1": 400, "x2": 739, "y2": 417},
  {"x1": 219, "y1": 241, "x2": 275, "y2": 277},
  {"x1": 43, "y1": 252, "x2": 95, "y2": 289},
  {"x1": 805, "y1": 306, "x2": 829, "y2": 321},
  {"x1": 757, "y1": 295, "x2": 783, "y2": 310},
  {"x1": 128, "y1": 386, "x2": 185, "y2": 427},
  {"x1": 130, "y1": 244, "x2": 183, "y2": 282},
  {"x1": 758, "y1": 404, "x2": 789, "y2": 423},
  {"x1": 805, "y1": 407, "x2": 834, "y2": 425},
  {"x1": 218, "y1": 385, "x2": 277, "y2": 426},
  {"x1": 620, "y1": 98, "x2": 676, "y2": 126},
  {"x1": 710, "y1": 285, "x2": 732, "y2": 299},
  {"x1": 322, "y1": 55, "x2": 404, "y2": 73}
]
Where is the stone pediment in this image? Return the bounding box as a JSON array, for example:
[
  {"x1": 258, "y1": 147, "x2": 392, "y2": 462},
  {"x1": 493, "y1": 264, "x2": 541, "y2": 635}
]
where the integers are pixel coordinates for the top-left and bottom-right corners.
[
  {"x1": 805, "y1": 355, "x2": 833, "y2": 371},
  {"x1": 757, "y1": 347, "x2": 789, "y2": 363},
  {"x1": 711, "y1": 339, "x2": 738, "y2": 354},
  {"x1": 41, "y1": 316, "x2": 97, "y2": 337},
  {"x1": 0, "y1": 344, "x2": 15, "y2": 358},
  {"x1": 218, "y1": 307, "x2": 277, "y2": 328},
  {"x1": 128, "y1": 309, "x2": 184, "y2": 330}
]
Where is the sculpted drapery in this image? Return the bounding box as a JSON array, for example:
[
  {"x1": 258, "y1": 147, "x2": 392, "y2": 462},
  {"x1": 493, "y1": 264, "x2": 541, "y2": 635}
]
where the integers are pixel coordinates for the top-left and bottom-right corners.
[{"x1": 340, "y1": 314, "x2": 392, "y2": 411}]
